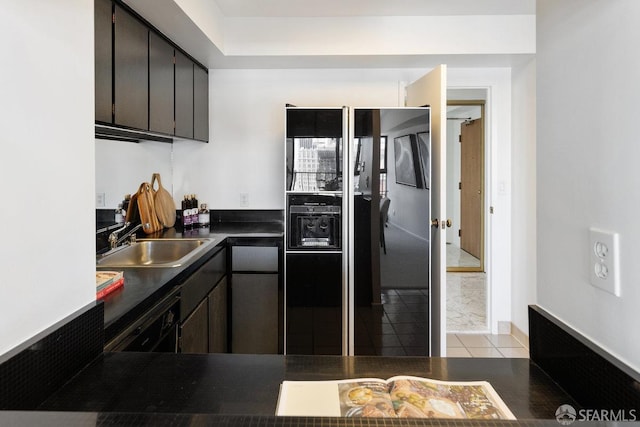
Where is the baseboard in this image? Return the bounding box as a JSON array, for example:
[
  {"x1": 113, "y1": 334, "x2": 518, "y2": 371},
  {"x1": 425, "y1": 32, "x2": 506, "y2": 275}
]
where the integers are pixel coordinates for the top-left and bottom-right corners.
[
  {"x1": 497, "y1": 321, "x2": 511, "y2": 334},
  {"x1": 510, "y1": 322, "x2": 529, "y2": 350}
]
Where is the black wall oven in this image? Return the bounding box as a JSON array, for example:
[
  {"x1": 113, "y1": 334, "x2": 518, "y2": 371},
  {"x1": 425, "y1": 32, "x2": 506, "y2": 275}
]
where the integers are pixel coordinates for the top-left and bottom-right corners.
[{"x1": 287, "y1": 194, "x2": 341, "y2": 250}]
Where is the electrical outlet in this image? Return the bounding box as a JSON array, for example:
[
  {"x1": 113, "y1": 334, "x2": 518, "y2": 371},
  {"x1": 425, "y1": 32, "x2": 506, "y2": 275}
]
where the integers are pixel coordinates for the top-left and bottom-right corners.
[
  {"x1": 240, "y1": 192, "x2": 249, "y2": 207},
  {"x1": 96, "y1": 192, "x2": 106, "y2": 207},
  {"x1": 589, "y1": 228, "x2": 620, "y2": 297}
]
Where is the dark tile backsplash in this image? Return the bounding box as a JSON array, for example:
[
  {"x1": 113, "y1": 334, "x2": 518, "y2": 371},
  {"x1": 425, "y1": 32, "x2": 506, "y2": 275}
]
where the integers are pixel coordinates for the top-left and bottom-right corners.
[
  {"x1": 529, "y1": 305, "x2": 640, "y2": 412},
  {"x1": 0, "y1": 302, "x2": 104, "y2": 410},
  {"x1": 209, "y1": 209, "x2": 283, "y2": 224}
]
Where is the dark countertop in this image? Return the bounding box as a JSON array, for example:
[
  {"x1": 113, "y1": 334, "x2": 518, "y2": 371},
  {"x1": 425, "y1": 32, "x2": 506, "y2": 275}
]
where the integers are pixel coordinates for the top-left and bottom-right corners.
[
  {"x1": 39, "y1": 353, "x2": 574, "y2": 419},
  {"x1": 71, "y1": 222, "x2": 576, "y2": 426},
  {"x1": 98, "y1": 223, "x2": 283, "y2": 343}
]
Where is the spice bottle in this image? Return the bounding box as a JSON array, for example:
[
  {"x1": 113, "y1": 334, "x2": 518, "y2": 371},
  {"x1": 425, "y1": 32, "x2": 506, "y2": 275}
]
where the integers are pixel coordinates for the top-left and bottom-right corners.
[
  {"x1": 191, "y1": 195, "x2": 199, "y2": 227},
  {"x1": 115, "y1": 204, "x2": 124, "y2": 224},
  {"x1": 198, "y1": 204, "x2": 210, "y2": 228},
  {"x1": 182, "y1": 195, "x2": 192, "y2": 230}
]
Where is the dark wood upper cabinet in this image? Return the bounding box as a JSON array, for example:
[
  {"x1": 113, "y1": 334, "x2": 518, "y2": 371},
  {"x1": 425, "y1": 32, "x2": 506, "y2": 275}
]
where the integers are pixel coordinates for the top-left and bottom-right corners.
[
  {"x1": 175, "y1": 51, "x2": 194, "y2": 139},
  {"x1": 114, "y1": 4, "x2": 148, "y2": 130},
  {"x1": 95, "y1": 1, "x2": 208, "y2": 142},
  {"x1": 149, "y1": 31, "x2": 175, "y2": 135},
  {"x1": 193, "y1": 66, "x2": 209, "y2": 142},
  {"x1": 95, "y1": 0, "x2": 113, "y2": 124}
]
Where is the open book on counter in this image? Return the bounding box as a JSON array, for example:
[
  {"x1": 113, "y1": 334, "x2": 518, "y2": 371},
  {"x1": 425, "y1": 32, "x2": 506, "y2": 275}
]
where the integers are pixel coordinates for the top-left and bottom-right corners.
[{"x1": 276, "y1": 376, "x2": 515, "y2": 419}]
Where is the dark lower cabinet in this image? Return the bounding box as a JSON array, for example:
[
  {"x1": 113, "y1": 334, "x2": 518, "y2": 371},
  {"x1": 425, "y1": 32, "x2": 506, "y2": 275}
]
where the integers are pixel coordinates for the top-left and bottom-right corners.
[
  {"x1": 149, "y1": 31, "x2": 175, "y2": 135},
  {"x1": 230, "y1": 244, "x2": 282, "y2": 354},
  {"x1": 208, "y1": 277, "x2": 228, "y2": 353},
  {"x1": 180, "y1": 299, "x2": 208, "y2": 354},
  {"x1": 175, "y1": 50, "x2": 194, "y2": 139},
  {"x1": 232, "y1": 274, "x2": 279, "y2": 353},
  {"x1": 178, "y1": 248, "x2": 228, "y2": 354},
  {"x1": 178, "y1": 277, "x2": 228, "y2": 354},
  {"x1": 114, "y1": 4, "x2": 148, "y2": 130},
  {"x1": 94, "y1": 0, "x2": 112, "y2": 124}
]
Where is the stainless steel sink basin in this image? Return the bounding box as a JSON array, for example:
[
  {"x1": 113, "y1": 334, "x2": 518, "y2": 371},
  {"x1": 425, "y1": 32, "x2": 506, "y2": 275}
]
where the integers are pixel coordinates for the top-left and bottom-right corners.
[{"x1": 96, "y1": 238, "x2": 215, "y2": 268}]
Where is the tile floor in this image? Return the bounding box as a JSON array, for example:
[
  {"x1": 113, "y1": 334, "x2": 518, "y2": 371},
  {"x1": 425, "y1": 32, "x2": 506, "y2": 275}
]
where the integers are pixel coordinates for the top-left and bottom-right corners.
[
  {"x1": 446, "y1": 243, "x2": 481, "y2": 268},
  {"x1": 447, "y1": 333, "x2": 529, "y2": 358},
  {"x1": 354, "y1": 288, "x2": 429, "y2": 356},
  {"x1": 446, "y1": 272, "x2": 488, "y2": 332},
  {"x1": 354, "y1": 289, "x2": 529, "y2": 358}
]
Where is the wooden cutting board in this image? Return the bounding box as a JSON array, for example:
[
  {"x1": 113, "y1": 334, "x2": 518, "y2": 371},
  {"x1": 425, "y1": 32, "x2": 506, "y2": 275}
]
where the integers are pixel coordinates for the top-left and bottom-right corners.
[
  {"x1": 151, "y1": 173, "x2": 176, "y2": 228},
  {"x1": 125, "y1": 191, "x2": 139, "y2": 224},
  {"x1": 136, "y1": 182, "x2": 163, "y2": 234}
]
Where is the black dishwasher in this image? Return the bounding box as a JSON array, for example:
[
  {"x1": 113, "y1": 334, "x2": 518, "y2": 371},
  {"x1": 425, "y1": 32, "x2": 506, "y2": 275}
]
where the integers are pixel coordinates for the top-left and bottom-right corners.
[{"x1": 105, "y1": 288, "x2": 180, "y2": 352}]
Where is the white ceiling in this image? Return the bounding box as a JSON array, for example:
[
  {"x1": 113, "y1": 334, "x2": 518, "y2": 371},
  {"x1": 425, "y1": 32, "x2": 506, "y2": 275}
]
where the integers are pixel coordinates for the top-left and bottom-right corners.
[
  {"x1": 125, "y1": 0, "x2": 536, "y2": 69},
  {"x1": 214, "y1": 0, "x2": 535, "y2": 18}
]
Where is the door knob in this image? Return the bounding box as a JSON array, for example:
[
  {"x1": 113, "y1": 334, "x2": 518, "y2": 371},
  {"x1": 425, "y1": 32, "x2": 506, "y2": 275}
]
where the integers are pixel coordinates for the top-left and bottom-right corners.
[
  {"x1": 446, "y1": 219, "x2": 452, "y2": 228},
  {"x1": 431, "y1": 218, "x2": 439, "y2": 228}
]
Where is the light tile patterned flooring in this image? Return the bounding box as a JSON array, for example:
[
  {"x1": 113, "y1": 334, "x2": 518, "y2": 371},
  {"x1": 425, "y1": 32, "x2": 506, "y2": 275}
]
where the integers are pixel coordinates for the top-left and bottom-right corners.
[
  {"x1": 447, "y1": 272, "x2": 488, "y2": 332},
  {"x1": 446, "y1": 243, "x2": 481, "y2": 268},
  {"x1": 447, "y1": 333, "x2": 529, "y2": 358}
]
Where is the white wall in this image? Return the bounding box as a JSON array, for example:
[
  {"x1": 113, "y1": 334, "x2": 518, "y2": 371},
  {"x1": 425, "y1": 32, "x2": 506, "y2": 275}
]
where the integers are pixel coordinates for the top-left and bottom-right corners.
[
  {"x1": 172, "y1": 68, "x2": 413, "y2": 209},
  {"x1": 0, "y1": 0, "x2": 95, "y2": 358},
  {"x1": 537, "y1": 0, "x2": 640, "y2": 372},
  {"x1": 95, "y1": 139, "x2": 173, "y2": 209},
  {"x1": 511, "y1": 57, "x2": 536, "y2": 336}
]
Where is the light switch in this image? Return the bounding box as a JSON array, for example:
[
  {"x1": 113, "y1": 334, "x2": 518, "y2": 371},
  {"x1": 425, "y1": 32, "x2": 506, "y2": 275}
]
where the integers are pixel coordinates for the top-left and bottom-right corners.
[{"x1": 96, "y1": 192, "x2": 106, "y2": 207}]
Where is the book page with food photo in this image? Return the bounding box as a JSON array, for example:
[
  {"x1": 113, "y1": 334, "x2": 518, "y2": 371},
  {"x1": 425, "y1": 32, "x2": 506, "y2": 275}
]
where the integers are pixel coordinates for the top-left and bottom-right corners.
[{"x1": 276, "y1": 375, "x2": 515, "y2": 419}]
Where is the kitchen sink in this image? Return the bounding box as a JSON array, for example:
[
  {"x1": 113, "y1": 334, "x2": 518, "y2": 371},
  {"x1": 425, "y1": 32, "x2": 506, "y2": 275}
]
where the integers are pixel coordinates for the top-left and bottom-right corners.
[{"x1": 96, "y1": 238, "x2": 216, "y2": 268}]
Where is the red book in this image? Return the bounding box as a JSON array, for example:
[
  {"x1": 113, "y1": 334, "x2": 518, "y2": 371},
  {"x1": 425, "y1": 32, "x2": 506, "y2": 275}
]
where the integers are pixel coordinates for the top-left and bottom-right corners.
[
  {"x1": 96, "y1": 271, "x2": 124, "y2": 290},
  {"x1": 96, "y1": 277, "x2": 124, "y2": 299}
]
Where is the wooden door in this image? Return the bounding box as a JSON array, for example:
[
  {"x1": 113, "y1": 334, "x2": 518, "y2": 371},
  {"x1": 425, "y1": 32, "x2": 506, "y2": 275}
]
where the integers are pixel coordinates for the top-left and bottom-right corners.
[
  {"x1": 405, "y1": 65, "x2": 447, "y2": 356},
  {"x1": 460, "y1": 119, "x2": 483, "y2": 259}
]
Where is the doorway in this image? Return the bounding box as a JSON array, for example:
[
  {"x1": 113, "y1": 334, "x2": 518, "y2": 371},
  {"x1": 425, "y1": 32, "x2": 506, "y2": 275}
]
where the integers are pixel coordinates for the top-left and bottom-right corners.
[
  {"x1": 446, "y1": 100, "x2": 488, "y2": 333},
  {"x1": 446, "y1": 102, "x2": 484, "y2": 272}
]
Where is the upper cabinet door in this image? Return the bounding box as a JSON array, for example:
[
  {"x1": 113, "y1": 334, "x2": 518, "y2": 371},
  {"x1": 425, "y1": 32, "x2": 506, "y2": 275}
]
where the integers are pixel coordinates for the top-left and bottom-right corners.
[
  {"x1": 114, "y1": 4, "x2": 148, "y2": 130},
  {"x1": 175, "y1": 51, "x2": 194, "y2": 139},
  {"x1": 149, "y1": 31, "x2": 175, "y2": 135},
  {"x1": 94, "y1": 0, "x2": 112, "y2": 124},
  {"x1": 193, "y1": 66, "x2": 209, "y2": 142}
]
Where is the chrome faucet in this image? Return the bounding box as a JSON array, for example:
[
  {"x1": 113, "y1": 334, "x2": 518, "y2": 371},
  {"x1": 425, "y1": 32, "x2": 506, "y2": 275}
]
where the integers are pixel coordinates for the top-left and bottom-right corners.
[{"x1": 108, "y1": 222, "x2": 148, "y2": 249}]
